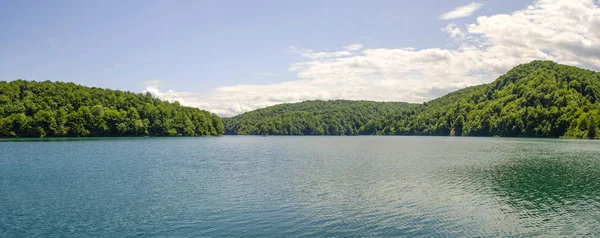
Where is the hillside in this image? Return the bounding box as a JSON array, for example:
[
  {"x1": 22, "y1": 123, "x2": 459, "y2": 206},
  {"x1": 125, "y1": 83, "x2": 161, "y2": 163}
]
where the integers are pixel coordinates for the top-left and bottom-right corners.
[
  {"x1": 223, "y1": 100, "x2": 414, "y2": 135},
  {"x1": 0, "y1": 80, "x2": 223, "y2": 137},
  {"x1": 4, "y1": 61, "x2": 597, "y2": 139},
  {"x1": 360, "y1": 61, "x2": 600, "y2": 138}
]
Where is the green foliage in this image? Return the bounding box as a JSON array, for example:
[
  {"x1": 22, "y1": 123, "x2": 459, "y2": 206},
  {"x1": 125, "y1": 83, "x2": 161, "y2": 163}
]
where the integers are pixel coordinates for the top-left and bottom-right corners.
[
  {"x1": 223, "y1": 100, "x2": 413, "y2": 135},
  {"x1": 363, "y1": 61, "x2": 600, "y2": 139},
  {"x1": 4, "y1": 61, "x2": 598, "y2": 139},
  {"x1": 0, "y1": 80, "x2": 223, "y2": 137}
]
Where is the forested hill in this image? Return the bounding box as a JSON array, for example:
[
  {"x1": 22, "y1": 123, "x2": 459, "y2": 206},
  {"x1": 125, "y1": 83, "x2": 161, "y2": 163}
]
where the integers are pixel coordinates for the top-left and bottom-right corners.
[
  {"x1": 223, "y1": 100, "x2": 414, "y2": 135},
  {"x1": 4, "y1": 61, "x2": 597, "y2": 138},
  {"x1": 0, "y1": 80, "x2": 223, "y2": 137},
  {"x1": 360, "y1": 61, "x2": 600, "y2": 138}
]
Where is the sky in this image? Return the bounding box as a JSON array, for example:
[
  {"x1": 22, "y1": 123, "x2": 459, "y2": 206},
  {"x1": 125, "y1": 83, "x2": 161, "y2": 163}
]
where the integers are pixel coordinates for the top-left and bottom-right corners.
[{"x1": 1, "y1": 0, "x2": 600, "y2": 116}]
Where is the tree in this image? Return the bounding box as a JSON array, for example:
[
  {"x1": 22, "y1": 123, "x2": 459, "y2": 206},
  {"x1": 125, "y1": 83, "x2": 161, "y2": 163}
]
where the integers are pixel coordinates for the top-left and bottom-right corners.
[
  {"x1": 0, "y1": 80, "x2": 223, "y2": 137},
  {"x1": 587, "y1": 115, "x2": 597, "y2": 139}
]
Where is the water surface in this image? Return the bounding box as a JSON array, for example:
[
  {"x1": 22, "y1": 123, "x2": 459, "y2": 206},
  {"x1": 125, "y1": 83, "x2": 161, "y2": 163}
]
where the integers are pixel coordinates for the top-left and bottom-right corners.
[{"x1": 1, "y1": 137, "x2": 600, "y2": 237}]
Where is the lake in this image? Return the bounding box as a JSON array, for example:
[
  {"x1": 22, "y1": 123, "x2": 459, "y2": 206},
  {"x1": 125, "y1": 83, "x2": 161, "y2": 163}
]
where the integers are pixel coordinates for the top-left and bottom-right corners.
[{"x1": 1, "y1": 136, "x2": 600, "y2": 237}]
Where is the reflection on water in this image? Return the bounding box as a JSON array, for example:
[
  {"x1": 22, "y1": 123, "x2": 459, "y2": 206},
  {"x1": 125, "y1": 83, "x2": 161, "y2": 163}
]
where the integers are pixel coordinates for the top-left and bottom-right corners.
[
  {"x1": 1, "y1": 137, "x2": 600, "y2": 237},
  {"x1": 490, "y1": 157, "x2": 600, "y2": 211},
  {"x1": 451, "y1": 139, "x2": 600, "y2": 236}
]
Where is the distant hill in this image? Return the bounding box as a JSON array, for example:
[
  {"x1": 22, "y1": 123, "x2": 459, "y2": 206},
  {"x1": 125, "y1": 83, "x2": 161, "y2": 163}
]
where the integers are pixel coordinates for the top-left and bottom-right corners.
[
  {"x1": 5, "y1": 61, "x2": 598, "y2": 139},
  {"x1": 0, "y1": 80, "x2": 223, "y2": 137},
  {"x1": 223, "y1": 100, "x2": 414, "y2": 135},
  {"x1": 360, "y1": 61, "x2": 600, "y2": 138}
]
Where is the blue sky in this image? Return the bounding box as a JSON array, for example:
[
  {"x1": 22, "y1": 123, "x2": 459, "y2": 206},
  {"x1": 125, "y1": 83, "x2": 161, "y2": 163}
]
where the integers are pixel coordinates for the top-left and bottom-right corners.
[
  {"x1": 1, "y1": 0, "x2": 599, "y2": 116},
  {"x1": 1, "y1": 0, "x2": 526, "y2": 90}
]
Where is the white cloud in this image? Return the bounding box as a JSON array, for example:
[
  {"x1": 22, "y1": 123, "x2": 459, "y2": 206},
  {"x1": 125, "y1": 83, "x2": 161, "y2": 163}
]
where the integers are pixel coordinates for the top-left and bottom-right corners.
[
  {"x1": 290, "y1": 46, "x2": 353, "y2": 59},
  {"x1": 345, "y1": 44, "x2": 364, "y2": 51},
  {"x1": 442, "y1": 23, "x2": 465, "y2": 39},
  {"x1": 440, "y1": 2, "x2": 483, "y2": 20},
  {"x1": 145, "y1": 0, "x2": 600, "y2": 117},
  {"x1": 143, "y1": 80, "x2": 191, "y2": 105}
]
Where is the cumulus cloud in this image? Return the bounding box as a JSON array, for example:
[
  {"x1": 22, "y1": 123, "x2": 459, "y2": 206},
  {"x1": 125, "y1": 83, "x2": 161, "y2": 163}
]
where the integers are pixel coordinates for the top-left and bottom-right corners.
[
  {"x1": 442, "y1": 23, "x2": 465, "y2": 39},
  {"x1": 143, "y1": 80, "x2": 191, "y2": 105},
  {"x1": 439, "y1": 2, "x2": 483, "y2": 20},
  {"x1": 145, "y1": 0, "x2": 600, "y2": 117}
]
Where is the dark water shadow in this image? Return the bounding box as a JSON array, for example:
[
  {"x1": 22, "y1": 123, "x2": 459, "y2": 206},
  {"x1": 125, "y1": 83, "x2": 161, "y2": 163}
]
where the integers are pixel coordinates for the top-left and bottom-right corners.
[
  {"x1": 484, "y1": 157, "x2": 600, "y2": 212},
  {"x1": 444, "y1": 141, "x2": 600, "y2": 235}
]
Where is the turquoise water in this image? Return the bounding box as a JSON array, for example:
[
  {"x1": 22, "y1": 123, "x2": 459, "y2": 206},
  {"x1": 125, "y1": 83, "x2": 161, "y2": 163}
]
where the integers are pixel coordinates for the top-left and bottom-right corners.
[{"x1": 1, "y1": 136, "x2": 600, "y2": 237}]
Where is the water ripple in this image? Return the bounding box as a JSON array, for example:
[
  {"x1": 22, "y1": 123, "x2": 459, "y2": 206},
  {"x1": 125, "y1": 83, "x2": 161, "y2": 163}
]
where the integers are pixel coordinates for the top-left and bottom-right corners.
[{"x1": 2, "y1": 137, "x2": 600, "y2": 236}]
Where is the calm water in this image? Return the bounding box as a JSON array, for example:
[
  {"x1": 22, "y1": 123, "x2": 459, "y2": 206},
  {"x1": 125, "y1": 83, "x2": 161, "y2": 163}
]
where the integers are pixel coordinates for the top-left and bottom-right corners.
[{"x1": 1, "y1": 137, "x2": 600, "y2": 237}]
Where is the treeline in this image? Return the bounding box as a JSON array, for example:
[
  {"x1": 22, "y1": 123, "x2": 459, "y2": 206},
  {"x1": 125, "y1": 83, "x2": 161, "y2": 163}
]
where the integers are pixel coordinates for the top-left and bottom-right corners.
[
  {"x1": 361, "y1": 61, "x2": 600, "y2": 138},
  {"x1": 223, "y1": 100, "x2": 413, "y2": 135},
  {"x1": 0, "y1": 80, "x2": 223, "y2": 137},
  {"x1": 4, "y1": 61, "x2": 598, "y2": 139}
]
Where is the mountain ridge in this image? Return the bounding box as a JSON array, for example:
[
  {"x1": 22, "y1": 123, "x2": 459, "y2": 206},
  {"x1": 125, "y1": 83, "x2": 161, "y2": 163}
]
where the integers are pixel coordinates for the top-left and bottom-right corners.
[
  {"x1": 360, "y1": 60, "x2": 600, "y2": 138},
  {"x1": 2, "y1": 60, "x2": 599, "y2": 138},
  {"x1": 224, "y1": 60, "x2": 600, "y2": 138},
  {"x1": 223, "y1": 100, "x2": 414, "y2": 135}
]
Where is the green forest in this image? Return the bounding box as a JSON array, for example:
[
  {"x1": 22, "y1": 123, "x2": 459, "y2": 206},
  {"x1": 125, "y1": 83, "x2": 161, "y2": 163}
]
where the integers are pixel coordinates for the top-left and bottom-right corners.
[
  {"x1": 359, "y1": 61, "x2": 600, "y2": 138},
  {"x1": 222, "y1": 100, "x2": 413, "y2": 135},
  {"x1": 0, "y1": 80, "x2": 223, "y2": 137},
  {"x1": 2, "y1": 61, "x2": 600, "y2": 138}
]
